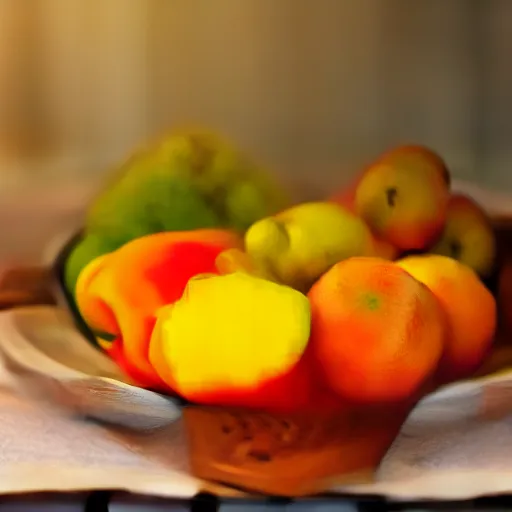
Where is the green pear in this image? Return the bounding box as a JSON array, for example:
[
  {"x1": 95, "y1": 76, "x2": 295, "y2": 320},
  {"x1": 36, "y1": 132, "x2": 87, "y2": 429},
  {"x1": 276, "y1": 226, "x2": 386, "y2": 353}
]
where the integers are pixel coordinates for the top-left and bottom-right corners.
[
  {"x1": 244, "y1": 202, "x2": 377, "y2": 292},
  {"x1": 86, "y1": 130, "x2": 291, "y2": 246}
]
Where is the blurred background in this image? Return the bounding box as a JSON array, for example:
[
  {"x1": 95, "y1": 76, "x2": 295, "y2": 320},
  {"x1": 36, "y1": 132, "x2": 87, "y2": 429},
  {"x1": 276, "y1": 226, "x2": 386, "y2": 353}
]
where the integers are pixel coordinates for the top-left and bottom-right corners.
[{"x1": 0, "y1": 0, "x2": 511, "y2": 262}]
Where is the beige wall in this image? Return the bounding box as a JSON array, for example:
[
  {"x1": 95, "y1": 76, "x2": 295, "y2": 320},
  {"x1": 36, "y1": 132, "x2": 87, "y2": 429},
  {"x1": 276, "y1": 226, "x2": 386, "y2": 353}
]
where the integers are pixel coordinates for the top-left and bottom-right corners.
[
  {"x1": 146, "y1": 0, "x2": 481, "y2": 197},
  {"x1": 1, "y1": 0, "x2": 512, "y2": 261}
]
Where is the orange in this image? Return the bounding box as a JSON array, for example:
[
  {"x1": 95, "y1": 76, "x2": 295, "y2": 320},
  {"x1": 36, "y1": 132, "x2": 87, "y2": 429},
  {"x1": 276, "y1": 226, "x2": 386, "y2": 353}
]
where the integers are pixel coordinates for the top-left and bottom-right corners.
[
  {"x1": 308, "y1": 257, "x2": 445, "y2": 402},
  {"x1": 397, "y1": 255, "x2": 497, "y2": 383}
]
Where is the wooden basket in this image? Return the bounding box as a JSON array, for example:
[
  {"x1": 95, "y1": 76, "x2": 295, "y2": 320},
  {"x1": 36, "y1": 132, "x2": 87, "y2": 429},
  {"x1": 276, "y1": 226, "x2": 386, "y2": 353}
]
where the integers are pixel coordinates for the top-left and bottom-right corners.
[{"x1": 183, "y1": 400, "x2": 416, "y2": 496}]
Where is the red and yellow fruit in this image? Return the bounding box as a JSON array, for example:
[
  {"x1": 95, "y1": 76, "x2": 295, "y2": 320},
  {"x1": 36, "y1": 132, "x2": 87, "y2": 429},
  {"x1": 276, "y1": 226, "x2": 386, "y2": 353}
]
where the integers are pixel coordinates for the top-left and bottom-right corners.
[
  {"x1": 75, "y1": 229, "x2": 242, "y2": 390},
  {"x1": 354, "y1": 145, "x2": 450, "y2": 251},
  {"x1": 149, "y1": 271, "x2": 319, "y2": 412}
]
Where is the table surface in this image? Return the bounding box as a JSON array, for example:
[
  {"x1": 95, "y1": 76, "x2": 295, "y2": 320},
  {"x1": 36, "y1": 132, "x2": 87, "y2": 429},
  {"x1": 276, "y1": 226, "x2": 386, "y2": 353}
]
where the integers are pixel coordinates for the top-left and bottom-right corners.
[
  {"x1": 6, "y1": 491, "x2": 512, "y2": 511},
  {"x1": 1, "y1": 491, "x2": 511, "y2": 511}
]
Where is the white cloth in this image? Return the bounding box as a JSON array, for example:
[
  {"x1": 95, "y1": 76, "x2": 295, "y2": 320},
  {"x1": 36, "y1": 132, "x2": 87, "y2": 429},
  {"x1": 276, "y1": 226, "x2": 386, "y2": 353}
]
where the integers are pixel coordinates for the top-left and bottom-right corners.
[{"x1": 0, "y1": 306, "x2": 511, "y2": 500}]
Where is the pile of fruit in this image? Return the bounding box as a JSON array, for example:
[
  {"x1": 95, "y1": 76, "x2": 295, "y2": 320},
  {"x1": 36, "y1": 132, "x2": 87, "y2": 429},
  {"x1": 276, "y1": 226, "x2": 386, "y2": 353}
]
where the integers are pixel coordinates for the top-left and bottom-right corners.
[{"x1": 69, "y1": 133, "x2": 498, "y2": 414}]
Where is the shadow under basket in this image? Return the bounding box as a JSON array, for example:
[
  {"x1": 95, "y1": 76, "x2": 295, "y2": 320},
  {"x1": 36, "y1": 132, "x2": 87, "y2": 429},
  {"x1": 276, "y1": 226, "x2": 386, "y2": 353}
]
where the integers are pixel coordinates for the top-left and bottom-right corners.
[{"x1": 182, "y1": 401, "x2": 414, "y2": 497}]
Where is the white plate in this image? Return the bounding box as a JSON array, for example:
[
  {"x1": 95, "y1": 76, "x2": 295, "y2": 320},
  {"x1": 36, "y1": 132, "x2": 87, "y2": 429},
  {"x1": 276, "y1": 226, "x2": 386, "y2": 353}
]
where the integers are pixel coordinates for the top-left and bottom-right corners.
[{"x1": 0, "y1": 306, "x2": 182, "y2": 430}]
